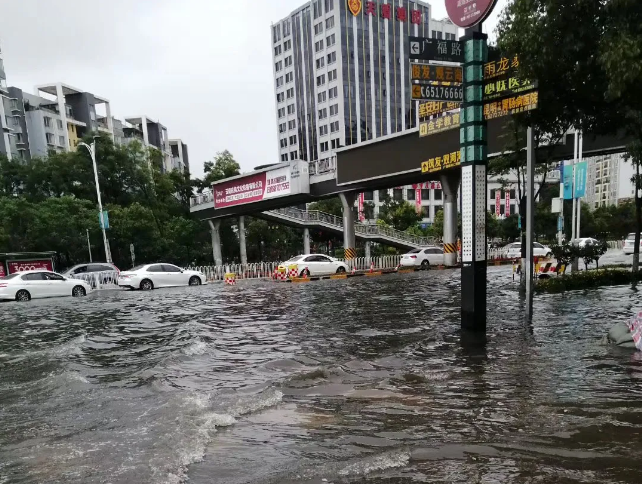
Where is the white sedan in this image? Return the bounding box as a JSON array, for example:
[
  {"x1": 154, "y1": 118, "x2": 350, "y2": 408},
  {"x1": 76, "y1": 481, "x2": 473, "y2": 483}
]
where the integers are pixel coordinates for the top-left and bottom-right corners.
[
  {"x1": 117, "y1": 263, "x2": 207, "y2": 290},
  {"x1": 503, "y1": 242, "x2": 552, "y2": 259},
  {"x1": 277, "y1": 254, "x2": 349, "y2": 276},
  {"x1": 0, "y1": 270, "x2": 93, "y2": 302},
  {"x1": 400, "y1": 247, "x2": 444, "y2": 268}
]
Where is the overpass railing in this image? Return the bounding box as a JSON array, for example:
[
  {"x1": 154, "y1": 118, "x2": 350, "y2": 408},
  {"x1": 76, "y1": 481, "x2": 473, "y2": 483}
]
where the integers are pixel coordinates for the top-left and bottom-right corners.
[
  {"x1": 309, "y1": 156, "x2": 337, "y2": 175},
  {"x1": 191, "y1": 191, "x2": 213, "y2": 207},
  {"x1": 268, "y1": 207, "x2": 436, "y2": 247}
]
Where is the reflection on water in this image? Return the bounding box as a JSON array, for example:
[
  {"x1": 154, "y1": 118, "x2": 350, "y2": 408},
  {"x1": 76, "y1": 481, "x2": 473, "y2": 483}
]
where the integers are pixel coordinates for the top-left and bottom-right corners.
[{"x1": 1, "y1": 268, "x2": 642, "y2": 484}]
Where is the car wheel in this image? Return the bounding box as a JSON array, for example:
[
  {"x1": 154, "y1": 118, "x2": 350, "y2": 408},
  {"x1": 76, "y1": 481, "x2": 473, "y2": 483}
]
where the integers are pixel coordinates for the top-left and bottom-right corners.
[
  {"x1": 72, "y1": 286, "x2": 86, "y2": 297},
  {"x1": 140, "y1": 279, "x2": 154, "y2": 291},
  {"x1": 299, "y1": 268, "x2": 310, "y2": 277},
  {"x1": 546, "y1": 252, "x2": 552, "y2": 258},
  {"x1": 421, "y1": 260, "x2": 430, "y2": 269},
  {"x1": 336, "y1": 266, "x2": 346, "y2": 274},
  {"x1": 189, "y1": 276, "x2": 201, "y2": 286},
  {"x1": 15, "y1": 290, "x2": 31, "y2": 302}
]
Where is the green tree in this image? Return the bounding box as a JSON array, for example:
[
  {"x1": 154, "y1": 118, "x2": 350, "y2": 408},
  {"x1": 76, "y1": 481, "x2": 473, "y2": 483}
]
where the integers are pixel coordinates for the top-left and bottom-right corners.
[
  {"x1": 308, "y1": 197, "x2": 343, "y2": 217},
  {"x1": 196, "y1": 150, "x2": 241, "y2": 192},
  {"x1": 377, "y1": 193, "x2": 421, "y2": 231}
]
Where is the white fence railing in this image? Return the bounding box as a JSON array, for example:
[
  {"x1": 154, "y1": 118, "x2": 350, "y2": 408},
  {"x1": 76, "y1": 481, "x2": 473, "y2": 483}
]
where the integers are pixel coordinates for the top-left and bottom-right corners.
[
  {"x1": 187, "y1": 256, "x2": 402, "y2": 281},
  {"x1": 69, "y1": 271, "x2": 119, "y2": 289}
]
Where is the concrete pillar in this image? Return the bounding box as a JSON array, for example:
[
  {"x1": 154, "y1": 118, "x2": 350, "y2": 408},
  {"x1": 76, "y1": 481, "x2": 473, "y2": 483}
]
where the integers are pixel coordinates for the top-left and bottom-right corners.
[
  {"x1": 441, "y1": 172, "x2": 461, "y2": 267},
  {"x1": 303, "y1": 227, "x2": 311, "y2": 255},
  {"x1": 238, "y1": 216, "x2": 247, "y2": 265},
  {"x1": 339, "y1": 193, "x2": 356, "y2": 261},
  {"x1": 365, "y1": 241, "x2": 371, "y2": 263},
  {"x1": 208, "y1": 219, "x2": 223, "y2": 267}
]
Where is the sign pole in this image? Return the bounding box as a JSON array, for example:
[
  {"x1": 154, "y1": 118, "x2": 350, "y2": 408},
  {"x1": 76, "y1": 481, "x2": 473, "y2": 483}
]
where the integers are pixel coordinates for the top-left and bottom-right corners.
[
  {"x1": 525, "y1": 127, "x2": 535, "y2": 316},
  {"x1": 86, "y1": 229, "x2": 92, "y2": 263},
  {"x1": 577, "y1": 131, "x2": 583, "y2": 238},
  {"x1": 460, "y1": 24, "x2": 488, "y2": 332}
]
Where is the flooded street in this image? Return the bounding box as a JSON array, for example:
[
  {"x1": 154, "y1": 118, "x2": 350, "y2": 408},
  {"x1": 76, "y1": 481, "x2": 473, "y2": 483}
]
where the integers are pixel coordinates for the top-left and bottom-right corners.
[{"x1": 2, "y1": 266, "x2": 642, "y2": 483}]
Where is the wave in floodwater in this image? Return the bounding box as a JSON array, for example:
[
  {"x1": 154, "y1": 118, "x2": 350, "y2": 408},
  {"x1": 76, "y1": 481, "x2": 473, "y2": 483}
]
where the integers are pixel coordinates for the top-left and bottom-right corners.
[{"x1": 2, "y1": 267, "x2": 642, "y2": 483}]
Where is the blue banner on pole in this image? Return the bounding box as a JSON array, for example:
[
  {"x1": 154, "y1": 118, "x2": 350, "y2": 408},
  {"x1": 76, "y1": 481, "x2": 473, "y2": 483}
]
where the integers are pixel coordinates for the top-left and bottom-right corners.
[
  {"x1": 557, "y1": 216, "x2": 564, "y2": 232},
  {"x1": 99, "y1": 211, "x2": 109, "y2": 229},
  {"x1": 563, "y1": 162, "x2": 574, "y2": 200},
  {"x1": 574, "y1": 161, "x2": 587, "y2": 198}
]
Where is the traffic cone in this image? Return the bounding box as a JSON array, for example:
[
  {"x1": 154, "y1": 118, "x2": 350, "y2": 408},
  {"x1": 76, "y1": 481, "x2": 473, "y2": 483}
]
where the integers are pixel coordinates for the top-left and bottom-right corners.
[
  {"x1": 351, "y1": 265, "x2": 356, "y2": 275},
  {"x1": 370, "y1": 261, "x2": 374, "y2": 273}
]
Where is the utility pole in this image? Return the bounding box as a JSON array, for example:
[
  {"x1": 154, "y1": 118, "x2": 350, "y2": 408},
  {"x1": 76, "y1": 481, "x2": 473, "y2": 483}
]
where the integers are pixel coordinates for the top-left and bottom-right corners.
[
  {"x1": 86, "y1": 229, "x2": 92, "y2": 263},
  {"x1": 79, "y1": 139, "x2": 112, "y2": 263},
  {"x1": 525, "y1": 127, "x2": 535, "y2": 316}
]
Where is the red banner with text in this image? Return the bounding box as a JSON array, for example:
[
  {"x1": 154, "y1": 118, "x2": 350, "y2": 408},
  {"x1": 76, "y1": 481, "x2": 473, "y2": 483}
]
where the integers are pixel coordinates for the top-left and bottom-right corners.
[
  {"x1": 7, "y1": 260, "x2": 53, "y2": 274},
  {"x1": 505, "y1": 191, "x2": 511, "y2": 217},
  {"x1": 495, "y1": 190, "x2": 501, "y2": 217}
]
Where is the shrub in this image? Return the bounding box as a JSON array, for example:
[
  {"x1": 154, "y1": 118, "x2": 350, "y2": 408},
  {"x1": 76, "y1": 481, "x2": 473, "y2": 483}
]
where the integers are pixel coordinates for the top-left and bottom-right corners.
[{"x1": 535, "y1": 268, "x2": 638, "y2": 293}]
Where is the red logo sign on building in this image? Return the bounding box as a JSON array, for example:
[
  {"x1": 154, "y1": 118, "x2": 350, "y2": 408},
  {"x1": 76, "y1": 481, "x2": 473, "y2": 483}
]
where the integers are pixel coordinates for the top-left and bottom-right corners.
[
  {"x1": 7, "y1": 260, "x2": 54, "y2": 274},
  {"x1": 445, "y1": 0, "x2": 497, "y2": 29},
  {"x1": 358, "y1": 192, "x2": 365, "y2": 221},
  {"x1": 348, "y1": 0, "x2": 362, "y2": 16}
]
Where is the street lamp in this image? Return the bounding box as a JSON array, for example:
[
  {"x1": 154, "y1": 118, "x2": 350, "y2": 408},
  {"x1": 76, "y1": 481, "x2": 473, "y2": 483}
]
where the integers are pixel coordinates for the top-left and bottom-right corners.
[{"x1": 78, "y1": 139, "x2": 112, "y2": 264}]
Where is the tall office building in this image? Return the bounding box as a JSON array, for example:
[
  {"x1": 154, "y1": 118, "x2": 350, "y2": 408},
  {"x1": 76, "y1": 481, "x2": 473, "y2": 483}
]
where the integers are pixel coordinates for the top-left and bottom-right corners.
[
  {"x1": 0, "y1": 41, "x2": 21, "y2": 161},
  {"x1": 583, "y1": 153, "x2": 634, "y2": 208},
  {"x1": 271, "y1": 0, "x2": 457, "y2": 167}
]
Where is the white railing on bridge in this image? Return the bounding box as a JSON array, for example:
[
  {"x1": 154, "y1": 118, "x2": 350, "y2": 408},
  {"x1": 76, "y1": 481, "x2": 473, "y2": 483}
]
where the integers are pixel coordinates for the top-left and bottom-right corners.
[
  {"x1": 191, "y1": 190, "x2": 213, "y2": 207},
  {"x1": 308, "y1": 156, "x2": 337, "y2": 176},
  {"x1": 268, "y1": 207, "x2": 436, "y2": 247}
]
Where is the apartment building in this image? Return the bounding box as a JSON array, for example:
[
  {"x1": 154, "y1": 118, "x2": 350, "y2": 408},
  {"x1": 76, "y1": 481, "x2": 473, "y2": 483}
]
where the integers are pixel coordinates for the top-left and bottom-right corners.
[
  {"x1": 122, "y1": 115, "x2": 176, "y2": 172},
  {"x1": 584, "y1": 153, "x2": 634, "y2": 208},
  {"x1": 169, "y1": 139, "x2": 190, "y2": 173}
]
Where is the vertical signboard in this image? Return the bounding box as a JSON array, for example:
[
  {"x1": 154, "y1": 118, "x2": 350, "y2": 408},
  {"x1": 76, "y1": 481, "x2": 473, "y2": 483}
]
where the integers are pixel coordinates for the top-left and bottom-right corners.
[
  {"x1": 574, "y1": 161, "x2": 587, "y2": 198},
  {"x1": 415, "y1": 185, "x2": 422, "y2": 214},
  {"x1": 563, "y1": 162, "x2": 574, "y2": 200},
  {"x1": 495, "y1": 190, "x2": 501, "y2": 217},
  {"x1": 505, "y1": 190, "x2": 511, "y2": 217},
  {"x1": 358, "y1": 192, "x2": 365, "y2": 222}
]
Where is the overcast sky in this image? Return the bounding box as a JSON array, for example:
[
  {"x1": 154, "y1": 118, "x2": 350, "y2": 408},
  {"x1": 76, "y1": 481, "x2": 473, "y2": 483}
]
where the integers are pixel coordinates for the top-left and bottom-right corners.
[{"x1": 0, "y1": 0, "x2": 507, "y2": 178}]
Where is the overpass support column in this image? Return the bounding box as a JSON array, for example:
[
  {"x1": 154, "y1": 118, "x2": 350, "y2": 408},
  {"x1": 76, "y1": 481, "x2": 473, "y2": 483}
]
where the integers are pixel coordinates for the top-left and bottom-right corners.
[
  {"x1": 303, "y1": 228, "x2": 311, "y2": 255},
  {"x1": 339, "y1": 193, "x2": 357, "y2": 263},
  {"x1": 365, "y1": 241, "x2": 371, "y2": 264},
  {"x1": 238, "y1": 216, "x2": 247, "y2": 265},
  {"x1": 208, "y1": 219, "x2": 223, "y2": 267},
  {"x1": 440, "y1": 172, "x2": 461, "y2": 267}
]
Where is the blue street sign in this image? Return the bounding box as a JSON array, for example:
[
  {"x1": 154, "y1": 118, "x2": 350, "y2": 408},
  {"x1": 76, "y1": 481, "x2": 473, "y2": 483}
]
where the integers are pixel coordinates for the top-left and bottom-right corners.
[
  {"x1": 99, "y1": 210, "x2": 109, "y2": 230},
  {"x1": 557, "y1": 216, "x2": 564, "y2": 232},
  {"x1": 574, "y1": 161, "x2": 587, "y2": 198},
  {"x1": 563, "y1": 162, "x2": 574, "y2": 200},
  {"x1": 518, "y1": 216, "x2": 522, "y2": 230}
]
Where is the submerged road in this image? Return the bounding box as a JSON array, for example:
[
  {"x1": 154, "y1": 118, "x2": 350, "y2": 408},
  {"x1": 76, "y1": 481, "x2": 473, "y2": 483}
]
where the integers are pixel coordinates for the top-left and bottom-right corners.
[{"x1": 1, "y1": 265, "x2": 642, "y2": 483}]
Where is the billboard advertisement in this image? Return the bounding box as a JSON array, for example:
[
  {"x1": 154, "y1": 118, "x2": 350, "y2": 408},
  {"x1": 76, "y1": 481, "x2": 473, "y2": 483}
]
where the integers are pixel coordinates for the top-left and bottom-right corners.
[
  {"x1": 212, "y1": 162, "x2": 310, "y2": 209},
  {"x1": 7, "y1": 260, "x2": 54, "y2": 274}
]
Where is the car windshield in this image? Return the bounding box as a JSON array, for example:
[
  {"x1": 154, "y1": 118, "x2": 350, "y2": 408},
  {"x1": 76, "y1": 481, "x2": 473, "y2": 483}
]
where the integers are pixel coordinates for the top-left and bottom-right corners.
[
  {"x1": 284, "y1": 256, "x2": 304, "y2": 263},
  {"x1": 407, "y1": 249, "x2": 421, "y2": 254},
  {"x1": 129, "y1": 265, "x2": 147, "y2": 271},
  {"x1": 0, "y1": 274, "x2": 20, "y2": 280},
  {"x1": 626, "y1": 234, "x2": 637, "y2": 241}
]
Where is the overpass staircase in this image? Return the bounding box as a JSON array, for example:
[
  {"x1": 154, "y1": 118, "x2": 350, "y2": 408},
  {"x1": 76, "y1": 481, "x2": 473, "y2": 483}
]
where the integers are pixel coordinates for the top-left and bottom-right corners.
[{"x1": 259, "y1": 207, "x2": 436, "y2": 250}]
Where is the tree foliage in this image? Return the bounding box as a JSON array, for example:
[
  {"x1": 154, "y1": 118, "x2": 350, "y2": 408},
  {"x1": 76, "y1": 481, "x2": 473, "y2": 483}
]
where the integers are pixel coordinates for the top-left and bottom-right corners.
[{"x1": 377, "y1": 193, "x2": 422, "y2": 231}]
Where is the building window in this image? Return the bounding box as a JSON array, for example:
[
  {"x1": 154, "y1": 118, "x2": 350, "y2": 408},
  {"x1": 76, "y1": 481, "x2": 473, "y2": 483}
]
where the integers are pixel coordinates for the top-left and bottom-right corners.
[
  {"x1": 285, "y1": 72, "x2": 293, "y2": 83},
  {"x1": 318, "y1": 91, "x2": 327, "y2": 103},
  {"x1": 330, "y1": 121, "x2": 339, "y2": 133},
  {"x1": 328, "y1": 69, "x2": 337, "y2": 82},
  {"x1": 281, "y1": 154, "x2": 288, "y2": 162},
  {"x1": 280, "y1": 139, "x2": 287, "y2": 148},
  {"x1": 327, "y1": 51, "x2": 336, "y2": 65},
  {"x1": 44, "y1": 117, "x2": 52, "y2": 128},
  {"x1": 283, "y1": 19, "x2": 291, "y2": 37},
  {"x1": 393, "y1": 189, "x2": 403, "y2": 201},
  {"x1": 330, "y1": 104, "x2": 339, "y2": 116},
  {"x1": 326, "y1": 34, "x2": 336, "y2": 47},
  {"x1": 320, "y1": 141, "x2": 329, "y2": 152},
  {"x1": 328, "y1": 86, "x2": 338, "y2": 99},
  {"x1": 316, "y1": 57, "x2": 325, "y2": 69},
  {"x1": 274, "y1": 45, "x2": 282, "y2": 56},
  {"x1": 276, "y1": 76, "x2": 284, "y2": 87},
  {"x1": 378, "y1": 190, "x2": 388, "y2": 201},
  {"x1": 278, "y1": 108, "x2": 285, "y2": 118},
  {"x1": 314, "y1": 22, "x2": 323, "y2": 35},
  {"x1": 315, "y1": 40, "x2": 324, "y2": 52},
  {"x1": 46, "y1": 132, "x2": 54, "y2": 144},
  {"x1": 277, "y1": 92, "x2": 284, "y2": 102},
  {"x1": 288, "y1": 120, "x2": 296, "y2": 130},
  {"x1": 437, "y1": 31, "x2": 443, "y2": 39},
  {"x1": 273, "y1": 25, "x2": 281, "y2": 43},
  {"x1": 324, "y1": 0, "x2": 334, "y2": 12},
  {"x1": 318, "y1": 108, "x2": 327, "y2": 119},
  {"x1": 407, "y1": 189, "x2": 415, "y2": 201},
  {"x1": 290, "y1": 151, "x2": 298, "y2": 160},
  {"x1": 316, "y1": 74, "x2": 326, "y2": 86},
  {"x1": 510, "y1": 189, "x2": 516, "y2": 199},
  {"x1": 279, "y1": 123, "x2": 286, "y2": 133},
  {"x1": 16, "y1": 133, "x2": 23, "y2": 143},
  {"x1": 325, "y1": 16, "x2": 334, "y2": 29},
  {"x1": 290, "y1": 135, "x2": 297, "y2": 145},
  {"x1": 284, "y1": 56, "x2": 292, "y2": 67},
  {"x1": 287, "y1": 88, "x2": 294, "y2": 99},
  {"x1": 319, "y1": 125, "x2": 328, "y2": 136},
  {"x1": 56, "y1": 119, "x2": 63, "y2": 129},
  {"x1": 364, "y1": 190, "x2": 373, "y2": 201},
  {"x1": 284, "y1": 40, "x2": 291, "y2": 51},
  {"x1": 421, "y1": 189, "x2": 429, "y2": 200},
  {"x1": 313, "y1": 0, "x2": 322, "y2": 19},
  {"x1": 275, "y1": 61, "x2": 282, "y2": 71},
  {"x1": 431, "y1": 30, "x2": 437, "y2": 38},
  {"x1": 287, "y1": 104, "x2": 295, "y2": 115}
]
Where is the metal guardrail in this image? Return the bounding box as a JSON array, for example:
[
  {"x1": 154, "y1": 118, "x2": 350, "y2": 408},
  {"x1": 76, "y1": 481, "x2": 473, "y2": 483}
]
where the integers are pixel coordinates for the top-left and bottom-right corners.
[{"x1": 267, "y1": 207, "x2": 436, "y2": 247}]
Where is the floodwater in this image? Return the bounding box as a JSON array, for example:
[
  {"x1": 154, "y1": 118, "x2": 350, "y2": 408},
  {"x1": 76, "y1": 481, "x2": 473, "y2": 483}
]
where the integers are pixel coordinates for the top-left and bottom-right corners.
[{"x1": 2, "y1": 267, "x2": 642, "y2": 484}]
